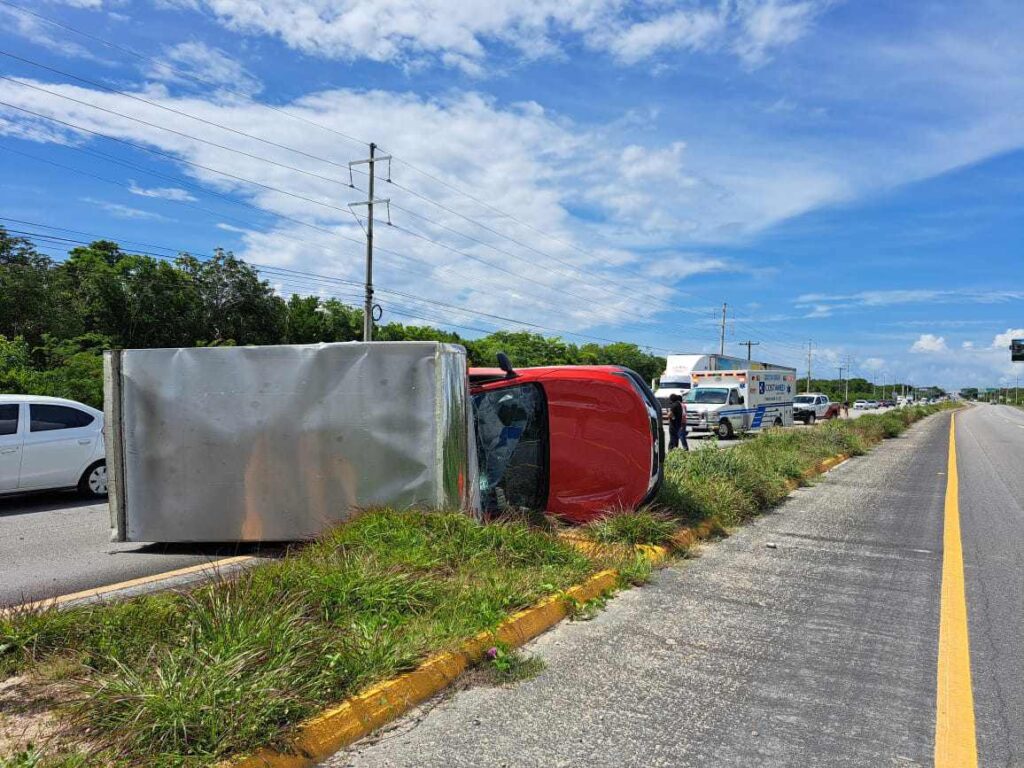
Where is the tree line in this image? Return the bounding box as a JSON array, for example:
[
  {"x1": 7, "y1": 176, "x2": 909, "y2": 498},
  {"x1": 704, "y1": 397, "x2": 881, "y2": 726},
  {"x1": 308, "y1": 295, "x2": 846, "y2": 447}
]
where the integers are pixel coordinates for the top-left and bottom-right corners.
[{"x1": 0, "y1": 227, "x2": 667, "y2": 408}]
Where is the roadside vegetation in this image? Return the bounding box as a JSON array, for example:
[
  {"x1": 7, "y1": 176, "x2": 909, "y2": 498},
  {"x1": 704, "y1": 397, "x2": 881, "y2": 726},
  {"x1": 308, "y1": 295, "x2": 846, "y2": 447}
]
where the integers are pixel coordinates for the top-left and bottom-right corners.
[
  {"x1": 0, "y1": 509, "x2": 647, "y2": 767},
  {"x1": 656, "y1": 403, "x2": 956, "y2": 529}
]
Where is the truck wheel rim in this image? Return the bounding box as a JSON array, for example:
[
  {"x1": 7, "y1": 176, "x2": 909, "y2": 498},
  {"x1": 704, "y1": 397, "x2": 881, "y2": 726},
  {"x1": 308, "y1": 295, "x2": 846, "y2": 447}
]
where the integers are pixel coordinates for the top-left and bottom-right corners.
[{"x1": 89, "y1": 465, "x2": 108, "y2": 494}]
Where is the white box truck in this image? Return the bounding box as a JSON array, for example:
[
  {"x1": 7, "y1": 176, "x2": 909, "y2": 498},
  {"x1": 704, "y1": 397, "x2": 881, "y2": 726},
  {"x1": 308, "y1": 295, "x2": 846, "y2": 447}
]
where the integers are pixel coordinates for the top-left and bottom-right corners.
[
  {"x1": 653, "y1": 354, "x2": 792, "y2": 420},
  {"x1": 686, "y1": 368, "x2": 797, "y2": 439}
]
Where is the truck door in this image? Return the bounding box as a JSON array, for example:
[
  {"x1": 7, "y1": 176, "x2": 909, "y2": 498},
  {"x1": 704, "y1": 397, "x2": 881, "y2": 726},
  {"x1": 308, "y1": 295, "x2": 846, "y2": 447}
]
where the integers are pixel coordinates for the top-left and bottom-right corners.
[
  {"x1": 0, "y1": 403, "x2": 23, "y2": 491},
  {"x1": 729, "y1": 389, "x2": 748, "y2": 430}
]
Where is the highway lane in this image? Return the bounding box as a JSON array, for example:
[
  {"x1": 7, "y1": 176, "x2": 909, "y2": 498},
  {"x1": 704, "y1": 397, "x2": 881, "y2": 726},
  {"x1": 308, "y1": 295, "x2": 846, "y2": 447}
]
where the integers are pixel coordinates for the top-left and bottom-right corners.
[
  {"x1": 954, "y1": 404, "x2": 1024, "y2": 765},
  {"x1": 0, "y1": 491, "x2": 271, "y2": 607},
  {"x1": 332, "y1": 407, "x2": 1008, "y2": 768}
]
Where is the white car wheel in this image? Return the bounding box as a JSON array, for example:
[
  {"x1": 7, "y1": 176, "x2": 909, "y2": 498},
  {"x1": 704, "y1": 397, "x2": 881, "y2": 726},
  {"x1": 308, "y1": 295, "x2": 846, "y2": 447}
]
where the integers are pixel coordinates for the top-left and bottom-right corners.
[{"x1": 79, "y1": 461, "x2": 108, "y2": 498}]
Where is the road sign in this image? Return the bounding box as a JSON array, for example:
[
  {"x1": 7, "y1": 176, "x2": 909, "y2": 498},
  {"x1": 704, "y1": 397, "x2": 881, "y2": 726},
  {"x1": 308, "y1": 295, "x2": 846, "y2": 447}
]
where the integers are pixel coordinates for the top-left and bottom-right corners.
[{"x1": 1011, "y1": 339, "x2": 1024, "y2": 362}]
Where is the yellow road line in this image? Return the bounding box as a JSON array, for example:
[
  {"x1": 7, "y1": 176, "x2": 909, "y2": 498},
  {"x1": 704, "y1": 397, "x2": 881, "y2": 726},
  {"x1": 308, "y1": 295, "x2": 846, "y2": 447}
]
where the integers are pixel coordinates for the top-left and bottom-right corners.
[
  {"x1": 8, "y1": 555, "x2": 254, "y2": 613},
  {"x1": 935, "y1": 413, "x2": 978, "y2": 767}
]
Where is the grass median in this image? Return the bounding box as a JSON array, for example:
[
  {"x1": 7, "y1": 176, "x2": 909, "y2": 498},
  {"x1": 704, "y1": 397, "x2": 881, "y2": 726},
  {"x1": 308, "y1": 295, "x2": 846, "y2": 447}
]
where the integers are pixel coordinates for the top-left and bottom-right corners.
[
  {"x1": 0, "y1": 509, "x2": 651, "y2": 768},
  {"x1": 584, "y1": 403, "x2": 958, "y2": 547}
]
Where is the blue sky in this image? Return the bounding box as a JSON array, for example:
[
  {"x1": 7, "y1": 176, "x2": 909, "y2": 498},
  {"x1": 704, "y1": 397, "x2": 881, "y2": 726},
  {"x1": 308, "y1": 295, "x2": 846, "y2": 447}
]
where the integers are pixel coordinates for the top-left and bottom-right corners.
[{"x1": 1, "y1": 0, "x2": 1022, "y2": 389}]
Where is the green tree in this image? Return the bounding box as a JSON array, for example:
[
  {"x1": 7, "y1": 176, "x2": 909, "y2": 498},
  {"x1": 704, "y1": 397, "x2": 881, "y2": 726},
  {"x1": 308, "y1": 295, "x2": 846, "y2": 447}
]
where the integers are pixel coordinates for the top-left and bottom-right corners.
[
  {"x1": 179, "y1": 250, "x2": 287, "y2": 345},
  {"x1": 0, "y1": 228, "x2": 82, "y2": 347}
]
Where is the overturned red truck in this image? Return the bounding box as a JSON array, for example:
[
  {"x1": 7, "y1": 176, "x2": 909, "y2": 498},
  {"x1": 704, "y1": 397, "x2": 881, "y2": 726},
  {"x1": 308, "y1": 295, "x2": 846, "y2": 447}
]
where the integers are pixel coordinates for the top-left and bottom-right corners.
[{"x1": 105, "y1": 342, "x2": 662, "y2": 541}]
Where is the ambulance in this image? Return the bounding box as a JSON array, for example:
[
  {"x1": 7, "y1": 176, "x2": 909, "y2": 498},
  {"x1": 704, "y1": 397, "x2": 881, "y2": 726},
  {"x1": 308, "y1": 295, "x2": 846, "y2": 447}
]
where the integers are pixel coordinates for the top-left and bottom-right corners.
[{"x1": 685, "y1": 368, "x2": 797, "y2": 439}]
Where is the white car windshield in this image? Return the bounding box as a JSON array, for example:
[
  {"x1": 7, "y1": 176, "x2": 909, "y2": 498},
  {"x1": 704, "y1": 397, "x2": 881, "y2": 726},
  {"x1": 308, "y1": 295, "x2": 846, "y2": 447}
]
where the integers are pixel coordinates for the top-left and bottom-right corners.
[
  {"x1": 794, "y1": 395, "x2": 815, "y2": 404},
  {"x1": 686, "y1": 388, "x2": 729, "y2": 405}
]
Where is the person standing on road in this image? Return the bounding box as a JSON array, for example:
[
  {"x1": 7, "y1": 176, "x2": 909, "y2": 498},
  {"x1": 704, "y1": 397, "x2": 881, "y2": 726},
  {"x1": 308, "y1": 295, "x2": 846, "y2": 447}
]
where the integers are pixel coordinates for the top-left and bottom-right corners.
[
  {"x1": 668, "y1": 394, "x2": 689, "y2": 451},
  {"x1": 843, "y1": 400, "x2": 850, "y2": 418}
]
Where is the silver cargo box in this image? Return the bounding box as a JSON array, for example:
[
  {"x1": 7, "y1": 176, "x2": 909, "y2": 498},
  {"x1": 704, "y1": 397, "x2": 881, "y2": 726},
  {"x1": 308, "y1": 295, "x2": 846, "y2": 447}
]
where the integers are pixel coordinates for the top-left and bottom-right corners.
[{"x1": 105, "y1": 342, "x2": 475, "y2": 542}]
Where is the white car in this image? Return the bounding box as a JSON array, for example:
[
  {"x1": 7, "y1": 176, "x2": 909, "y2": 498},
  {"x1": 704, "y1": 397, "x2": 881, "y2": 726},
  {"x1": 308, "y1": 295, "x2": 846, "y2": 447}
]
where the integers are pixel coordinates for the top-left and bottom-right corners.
[
  {"x1": 0, "y1": 395, "x2": 107, "y2": 498},
  {"x1": 853, "y1": 400, "x2": 868, "y2": 409}
]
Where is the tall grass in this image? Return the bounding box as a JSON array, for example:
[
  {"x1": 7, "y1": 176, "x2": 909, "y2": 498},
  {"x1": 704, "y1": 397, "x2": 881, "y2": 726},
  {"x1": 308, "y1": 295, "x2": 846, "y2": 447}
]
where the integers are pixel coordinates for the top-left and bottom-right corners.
[
  {"x1": 657, "y1": 403, "x2": 954, "y2": 527},
  {"x1": 1, "y1": 510, "x2": 603, "y2": 767}
]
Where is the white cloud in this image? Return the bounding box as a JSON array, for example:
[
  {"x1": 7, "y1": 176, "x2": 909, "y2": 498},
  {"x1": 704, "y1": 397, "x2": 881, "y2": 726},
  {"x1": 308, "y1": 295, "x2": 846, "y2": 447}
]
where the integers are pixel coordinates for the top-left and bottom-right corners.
[
  {"x1": 128, "y1": 182, "x2": 197, "y2": 201},
  {"x1": 147, "y1": 42, "x2": 262, "y2": 96},
  {"x1": 641, "y1": 254, "x2": 732, "y2": 280},
  {"x1": 606, "y1": 9, "x2": 725, "y2": 65},
  {"x1": 910, "y1": 334, "x2": 948, "y2": 354},
  {"x1": 154, "y1": 1, "x2": 824, "y2": 71},
  {"x1": 962, "y1": 341, "x2": 974, "y2": 349},
  {"x1": 992, "y1": 328, "x2": 1024, "y2": 350},
  {"x1": 0, "y1": 6, "x2": 97, "y2": 59},
  {"x1": 82, "y1": 198, "x2": 168, "y2": 220},
  {"x1": 733, "y1": 0, "x2": 824, "y2": 66}
]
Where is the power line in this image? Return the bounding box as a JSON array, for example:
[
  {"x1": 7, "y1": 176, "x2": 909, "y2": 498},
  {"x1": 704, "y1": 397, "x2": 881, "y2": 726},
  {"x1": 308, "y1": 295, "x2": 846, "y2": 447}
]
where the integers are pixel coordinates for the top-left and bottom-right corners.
[
  {"x1": 2, "y1": 219, "x2": 681, "y2": 352},
  {"x1": 0, "y1": 6, "x2": 698, "y2": 312},
  {"x1": 0, "y1": 99, "x2": 659, "y2": 327},
  {"x1": 0, "y1": 49, "x2": 687, "y2": 312}
]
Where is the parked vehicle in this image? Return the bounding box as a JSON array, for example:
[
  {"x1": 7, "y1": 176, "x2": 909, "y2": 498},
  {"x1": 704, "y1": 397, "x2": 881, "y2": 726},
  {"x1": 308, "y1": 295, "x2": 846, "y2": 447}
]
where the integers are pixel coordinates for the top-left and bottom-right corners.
[
  {"x1": 652, "y1": 353, "x2": 790, "y2": 420},
  {"x1": 106, "y1": 343, "x2": 664, "y2": 540},
  {"x1": 0, "y1": 395, "x2": 107, "y2": 498},
  {"x1": 853, "y1": 400, "x2": 868, "y2": 409},
  {"x1": 867, "y1": 399, "x2": 879, "y2": 409},
  {"x1": 685, "y1": 368, "x2": 796, "y2": 439},
  {"x1": 792, "y1": 393, "x2": 840, "y2": 424},
  {"x1": 470, "y1": 357, "x2": 663, "y2": 523}
]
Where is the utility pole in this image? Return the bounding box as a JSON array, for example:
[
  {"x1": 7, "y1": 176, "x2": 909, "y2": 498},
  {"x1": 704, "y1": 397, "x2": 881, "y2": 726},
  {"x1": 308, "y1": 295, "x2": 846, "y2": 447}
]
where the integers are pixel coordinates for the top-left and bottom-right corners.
[
  {"x1": 738, "y1": 339, "x2": 760, "y2": 361},
  {"x1": 805, "y1": 340, "x2": 814, "y2": 393},
  {"x1": 837, "y1": 365, "x2": 844, "y2": 402},
  {"x1": 349, "y1": 142, "x2": 392, "y2": 342},
  {"x1": 842, "y1": 355, "x2": 854, "y2": 403},
  {"x1": 719, "y1": 302, "x2": 728, "y2": 356}
]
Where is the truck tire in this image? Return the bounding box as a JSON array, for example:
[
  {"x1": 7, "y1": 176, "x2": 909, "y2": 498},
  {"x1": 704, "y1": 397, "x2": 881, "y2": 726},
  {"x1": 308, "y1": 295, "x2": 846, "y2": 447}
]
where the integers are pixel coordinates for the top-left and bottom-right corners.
[
  {"x1": 717, "y1": 419, "x2": 734, "y2": 440},
  {"x1": 807, "y1": 412, "x2": 816, "y2": 425},
  {"x1": 774, "y1": 417, "x2": 783, "y2": 427},
  {"x1": 78, "y1": 460, "x2": 108, "y2": 498}
]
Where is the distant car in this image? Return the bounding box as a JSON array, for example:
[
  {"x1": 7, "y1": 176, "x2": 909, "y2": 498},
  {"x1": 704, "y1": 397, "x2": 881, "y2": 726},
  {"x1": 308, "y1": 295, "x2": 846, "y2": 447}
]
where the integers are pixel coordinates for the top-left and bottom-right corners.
[
  {"x1": 866, "y1": 400, "x2": 879, "y2": 409},
  {"x1": 881, "y1": 399, "x2": 896, "y2": 408},
  {"x1": 793, "y1": 393, "x2": 840, "y2": 424},
  {"x1": 0, "y1": 395, "x2": 107, "y2": 498},
  {"x1": 853, "y1": 400, "x2": 868, "y2": 409}
]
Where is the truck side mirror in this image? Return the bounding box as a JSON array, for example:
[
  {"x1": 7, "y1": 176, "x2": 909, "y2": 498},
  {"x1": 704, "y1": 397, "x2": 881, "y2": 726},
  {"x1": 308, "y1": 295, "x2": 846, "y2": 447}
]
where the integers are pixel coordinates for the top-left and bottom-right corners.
[
  {"x1": 738, "y1": 395, "x2": 745, "y2": 404},
  {"x1": 496, "y1": 352, "x2": 517, "y2": 379}
]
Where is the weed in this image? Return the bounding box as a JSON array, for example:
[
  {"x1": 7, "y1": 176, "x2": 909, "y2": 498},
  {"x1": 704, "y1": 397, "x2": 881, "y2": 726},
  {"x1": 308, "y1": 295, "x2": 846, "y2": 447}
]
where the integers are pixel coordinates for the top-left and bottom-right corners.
[
  {"x1": 583, "y1": 508, "x2": 677, "y2": 547},
  {"x1": 564, "y1": 592, "x2": 610, "y2": 621},
  {"x1": 483, "y1": 644, "x2": 545, "y2": 685}
]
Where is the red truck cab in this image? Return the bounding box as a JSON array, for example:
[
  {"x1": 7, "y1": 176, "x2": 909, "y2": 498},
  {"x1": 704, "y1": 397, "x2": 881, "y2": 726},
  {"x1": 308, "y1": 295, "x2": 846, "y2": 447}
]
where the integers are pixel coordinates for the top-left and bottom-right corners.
[{"x1": 469, "y1": 358, "x2": 664, "y2": 523}]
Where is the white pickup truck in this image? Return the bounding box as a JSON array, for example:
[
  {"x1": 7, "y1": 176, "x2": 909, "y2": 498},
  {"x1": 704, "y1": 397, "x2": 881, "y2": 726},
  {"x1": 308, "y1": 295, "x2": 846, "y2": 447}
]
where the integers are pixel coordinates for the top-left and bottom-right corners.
[{"x1": 792, "y1": 393, "x2": 840, "y2": 424}]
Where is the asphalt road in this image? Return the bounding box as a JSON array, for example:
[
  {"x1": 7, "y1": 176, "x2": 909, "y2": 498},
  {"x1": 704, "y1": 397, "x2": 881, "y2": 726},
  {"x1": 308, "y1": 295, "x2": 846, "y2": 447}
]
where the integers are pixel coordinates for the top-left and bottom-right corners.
[
  {"x1": 955, "y1": 404, "x2": 1024, "y2": 765},
  {"x1": 0, "y1": 491, "x2": 267, "y2": 607},
  {"x1": 332, "y1": 405, "x2": 1017, "y2": 768}
]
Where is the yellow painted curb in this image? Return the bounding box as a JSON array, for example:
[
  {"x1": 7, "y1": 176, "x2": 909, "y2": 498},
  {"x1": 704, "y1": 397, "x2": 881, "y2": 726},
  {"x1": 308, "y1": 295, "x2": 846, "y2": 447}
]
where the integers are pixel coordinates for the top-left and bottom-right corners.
[
  {"x1": 5, "y1": 556, "x2": 255, "y2": 615},
  {"x1": 218, "y1": 568, "x2": 621, "y2": 768}
]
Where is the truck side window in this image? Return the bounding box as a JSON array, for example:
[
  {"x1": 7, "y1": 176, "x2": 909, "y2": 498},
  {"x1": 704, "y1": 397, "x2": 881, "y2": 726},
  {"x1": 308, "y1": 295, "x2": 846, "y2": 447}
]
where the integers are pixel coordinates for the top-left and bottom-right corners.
[
  {"x1": 729, "y1": 390, "x2": 740, "y2": 405},
  {"x1": 473, "y1": 383, "x2": 548, "y2": 514}
]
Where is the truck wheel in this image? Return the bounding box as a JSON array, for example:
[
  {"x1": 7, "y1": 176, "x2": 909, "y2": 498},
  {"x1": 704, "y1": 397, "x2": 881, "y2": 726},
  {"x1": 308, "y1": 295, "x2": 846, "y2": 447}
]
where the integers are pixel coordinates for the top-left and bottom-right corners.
[
  {"x1": 807, "y1": 412, "x2": 816, "y2": 425},
  {"x1": 717, "y1": 419, "x2": 734, "y2": 440},
  {"x1": 78, "y1": 460, "x2": 108, "y2": 498},
  {"x1": 774, "y1": 417, "x2": 783, "y2": 427}
]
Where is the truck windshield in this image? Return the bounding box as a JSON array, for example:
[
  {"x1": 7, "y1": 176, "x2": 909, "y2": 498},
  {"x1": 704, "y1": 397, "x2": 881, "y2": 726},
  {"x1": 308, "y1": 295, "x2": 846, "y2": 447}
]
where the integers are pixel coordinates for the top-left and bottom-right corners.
[
  {"x1": 658, "y1": 379, "x2": 689, "y2": 389},
  {"x1": 794, "y1": 395, "x2": 815, "y2": 404},
  {"x1": 473, "y1": 383, "x2": 548, "y2": 514},
  {"x1": 686, "y1": 388, "x2": 729, "y2": 405}
]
